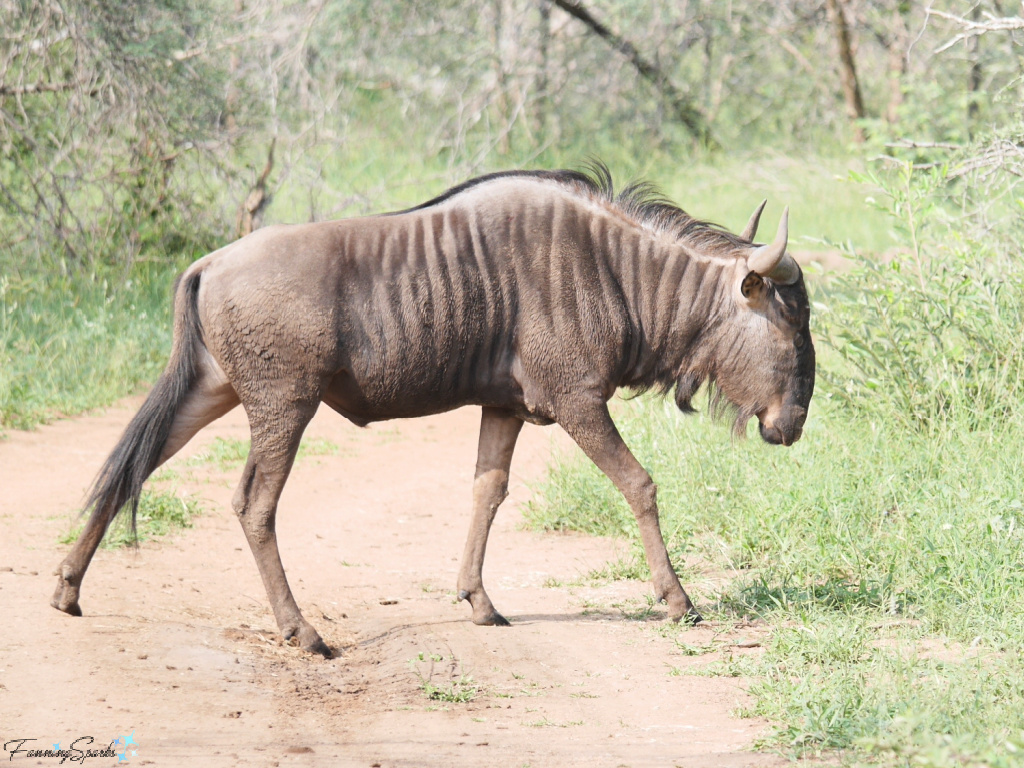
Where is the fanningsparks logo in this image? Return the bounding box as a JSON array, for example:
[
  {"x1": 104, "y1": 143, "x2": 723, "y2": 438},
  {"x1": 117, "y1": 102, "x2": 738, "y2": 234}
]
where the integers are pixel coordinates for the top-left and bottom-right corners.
[{"x1": 3, "y1": 732, "x2": 139, "y2": 763}]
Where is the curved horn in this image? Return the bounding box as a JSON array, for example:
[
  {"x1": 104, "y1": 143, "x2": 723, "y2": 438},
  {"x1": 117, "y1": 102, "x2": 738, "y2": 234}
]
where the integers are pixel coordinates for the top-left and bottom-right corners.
[
  {"x1": 740, "y1": 199, "x2": 767, "y2": 241},
  {"x1": 748, "y1": 207, "x2": 799, "y2": 284}
]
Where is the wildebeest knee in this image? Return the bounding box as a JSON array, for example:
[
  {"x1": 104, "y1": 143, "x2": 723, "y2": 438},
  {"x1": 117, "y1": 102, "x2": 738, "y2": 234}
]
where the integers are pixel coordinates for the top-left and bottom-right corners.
[
  {"x1": 630, "y1": 477, "x2": 658, "y2": 513},
  {"x1": 236, "y1": 504, "x2": 276, "y2": 543},
  {"x1": 231, "y1": 484, "x2": 251, "y2": 518},
  {"x1": 474, "y1": 469, "x2": 509, "y2": 507},
  {"x1": 232, "y1": 460, "x2": 258, "y2": 515}
]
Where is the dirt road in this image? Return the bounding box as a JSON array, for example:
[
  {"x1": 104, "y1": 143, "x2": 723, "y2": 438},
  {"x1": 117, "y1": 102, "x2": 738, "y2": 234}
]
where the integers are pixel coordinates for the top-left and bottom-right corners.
[{"x1": 0, "y1": 399, "x2": 781, "y2": 767}]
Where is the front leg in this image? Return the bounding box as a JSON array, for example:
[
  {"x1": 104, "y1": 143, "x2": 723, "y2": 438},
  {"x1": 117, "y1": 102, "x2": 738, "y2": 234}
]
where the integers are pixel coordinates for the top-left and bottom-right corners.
[
  {"x1": 557, "y1": 399, "x2": 700, "y2": 623},
  {"x1": 457, "y1": 407, "x2": 523, "y2": 626}
]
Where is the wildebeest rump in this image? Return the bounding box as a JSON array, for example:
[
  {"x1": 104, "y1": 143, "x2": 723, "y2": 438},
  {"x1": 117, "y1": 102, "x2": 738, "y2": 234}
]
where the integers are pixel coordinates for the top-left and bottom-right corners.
[{"x1": 51, "y1": 165, "x2": 815, "y2": 657}]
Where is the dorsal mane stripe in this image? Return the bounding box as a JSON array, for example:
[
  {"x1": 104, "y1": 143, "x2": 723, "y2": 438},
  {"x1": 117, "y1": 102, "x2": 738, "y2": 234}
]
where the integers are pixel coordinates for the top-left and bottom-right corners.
[{"x1": 395, "y1": 162, "x2": 750, "y2": 254}]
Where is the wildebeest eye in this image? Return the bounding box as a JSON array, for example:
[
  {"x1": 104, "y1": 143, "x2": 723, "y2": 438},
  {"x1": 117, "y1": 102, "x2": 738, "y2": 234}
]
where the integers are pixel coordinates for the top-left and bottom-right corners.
[{"x1": 794, "y1": 333, "x2": 805, "y2": 349}]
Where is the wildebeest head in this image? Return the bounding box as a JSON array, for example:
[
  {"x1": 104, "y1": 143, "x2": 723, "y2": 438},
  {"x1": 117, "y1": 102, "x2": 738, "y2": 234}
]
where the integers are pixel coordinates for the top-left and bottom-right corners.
[{"x1": 685, "y1": 202, "x2": 815, "y2": 446}]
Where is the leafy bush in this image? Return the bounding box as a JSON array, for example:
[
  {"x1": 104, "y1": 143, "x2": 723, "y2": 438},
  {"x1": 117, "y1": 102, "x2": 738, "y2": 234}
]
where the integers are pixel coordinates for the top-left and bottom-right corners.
[{"x1": 820, "y1": 161, "x2": 1024, "y2": 433}]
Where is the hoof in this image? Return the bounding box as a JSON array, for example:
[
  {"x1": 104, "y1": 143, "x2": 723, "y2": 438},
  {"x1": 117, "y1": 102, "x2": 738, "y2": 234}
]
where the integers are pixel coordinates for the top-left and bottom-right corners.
[
  {"x1": 285, "y1": 625, "x2": 333, "y2": 659},
  {"x1": 671, "y1": 608, "x2": 703, "y2": 626},
  {"x1": 303, "y1": 637, "x2": 333, "y2": 659},
  {"x1": 458, "y1": 588, "x2": 510, "y2": 626},
  {"x1": 472, "y1": 611, "x2": 511, "y2": 627},
  {"x1": 52, "y1": 598, "x2": 83, "y2": 617},
  {"x1": 51, "y1": 577, "x2": 82, "y2": 616}
]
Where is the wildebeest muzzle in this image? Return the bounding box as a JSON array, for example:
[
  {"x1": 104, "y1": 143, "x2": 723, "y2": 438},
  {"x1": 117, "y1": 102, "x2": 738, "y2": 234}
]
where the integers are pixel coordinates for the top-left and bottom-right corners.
[{"x1": 758, "y1": 407, "x2": 807, "y2": 446}]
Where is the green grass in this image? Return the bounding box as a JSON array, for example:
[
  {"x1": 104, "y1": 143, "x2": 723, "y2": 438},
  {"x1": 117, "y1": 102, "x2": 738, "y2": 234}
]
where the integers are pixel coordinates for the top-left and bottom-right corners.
[
  {"x1": 420, "y1": 676, "x2": 480, "y2": 704},
  {"x1": 60, "y1": 489, "x2": 201, "y2": 549},
  {"x1": 186, "y1": 436, "x2": 251, "y2": 471},
  {"x1": 409, "y1": 653, "x2": 480, "y2": 704},
  {"x1": 528, "y1": 393, "x2": 1024, "y2": 764},
  {"x1": 523, "y1": 159, "x2": 1024, "y2": 762},
  {"x1": 186, "y1": 436, "x2": 339, "y2": 471},
  {"x1": 0, "y1": 262, "x2": 182, "y2": 433}
]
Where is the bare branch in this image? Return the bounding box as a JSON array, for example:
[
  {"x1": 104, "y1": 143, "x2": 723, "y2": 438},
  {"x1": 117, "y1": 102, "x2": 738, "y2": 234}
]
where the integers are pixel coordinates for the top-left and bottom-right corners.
[
  {"x1": 928, "y1": 6, "x2": 1024, "y2": 53},
  {"x1": 885, "y1": 139, "x2": 964, "y2": 150},
  {"x1": 169, "y1": 33, "x2": 262, "y2": 64},
  {"x1": 237, "y1": 138, "x2": 276, "y2": 238},
  {"x1": 948, "y1": 139, "x2": 1024, "y2": 179},
  {"x1": 549, "y1": 0, "x2": 714, "y2": 145},
  {"x1": 0, "y1": 81, "x2": 79, "y2": 97},
  {"x1": 777, "y1": 38, "x2": 816, "y2": 77}
]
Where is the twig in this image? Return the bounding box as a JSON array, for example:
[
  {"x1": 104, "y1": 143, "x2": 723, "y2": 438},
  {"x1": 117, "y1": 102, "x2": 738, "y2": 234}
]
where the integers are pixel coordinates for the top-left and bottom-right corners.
[
  {"x1": 777, "y1": 38, "x2": 816, "y2": 77},
  {"x1": 885, "y1": 140, "x2": 963, "y2": 150},
  {"x1": 549, "y1": 0, "x2": 714, "y2": 146},
  {"x1": 927, "y1": 6, "x2": 1024, "y2": 53},
  {"x1": 870, "y1": 155, "x2": 945, "y2": 170},
  {"x1": 0, "y1": 81, "x2": 78, "y2": 96}
]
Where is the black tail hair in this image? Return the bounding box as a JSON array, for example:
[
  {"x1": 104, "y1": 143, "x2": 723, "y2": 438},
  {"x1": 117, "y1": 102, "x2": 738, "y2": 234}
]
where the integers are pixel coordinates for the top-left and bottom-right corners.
[{"x1": 82, "y1": 268, "x2": 204, "y2": 537}]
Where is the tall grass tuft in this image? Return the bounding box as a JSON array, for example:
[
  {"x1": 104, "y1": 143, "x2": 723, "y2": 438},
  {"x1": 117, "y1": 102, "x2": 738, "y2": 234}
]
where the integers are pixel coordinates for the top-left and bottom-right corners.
[{"x1": 60, "y1": 488, "x2": 200, "y2": 549}]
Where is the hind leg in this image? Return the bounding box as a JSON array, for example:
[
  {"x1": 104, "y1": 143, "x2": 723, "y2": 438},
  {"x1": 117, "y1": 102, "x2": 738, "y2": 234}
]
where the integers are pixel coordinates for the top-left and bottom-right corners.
[
  {"x1": 457, "y1": 407, "x2": 523, "y2": 626},
  {"x1": 157, "y1": 348, "x2": 240, "y2": 463},
  {"x1": 52, "y1": 351, "x2": 239, "y2": 616},
  {"x1": 232, "y1": 399, "x2": 330, "y2": 657}
]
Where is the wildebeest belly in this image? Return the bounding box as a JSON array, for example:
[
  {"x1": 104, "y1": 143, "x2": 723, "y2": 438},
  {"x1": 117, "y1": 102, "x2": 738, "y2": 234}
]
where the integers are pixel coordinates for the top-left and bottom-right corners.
[
  {"x1": 322, "y1": 312, "x2": 524, "y2": 425},
  {"x1": 322, "y1": 357, "x2": 523, "y2": 425}
]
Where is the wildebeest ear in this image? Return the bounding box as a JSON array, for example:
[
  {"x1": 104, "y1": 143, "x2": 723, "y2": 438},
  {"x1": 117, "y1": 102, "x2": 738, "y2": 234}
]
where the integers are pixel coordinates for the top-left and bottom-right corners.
[{"x1": 741, "y1": 271, "x2": 765, "y2": 299}]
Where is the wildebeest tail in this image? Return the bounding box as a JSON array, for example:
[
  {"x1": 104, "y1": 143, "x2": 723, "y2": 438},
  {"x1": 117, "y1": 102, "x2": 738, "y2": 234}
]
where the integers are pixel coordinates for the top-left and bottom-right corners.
[{"x1": 82, "y1": 267, "x2": 205, "y2": 536}]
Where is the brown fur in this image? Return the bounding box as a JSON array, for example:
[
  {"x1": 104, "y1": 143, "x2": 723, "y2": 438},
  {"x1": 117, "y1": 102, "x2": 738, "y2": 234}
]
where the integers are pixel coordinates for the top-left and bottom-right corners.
[{"x1": 51, "y1": 165, "x2": 814, "y2": 656}]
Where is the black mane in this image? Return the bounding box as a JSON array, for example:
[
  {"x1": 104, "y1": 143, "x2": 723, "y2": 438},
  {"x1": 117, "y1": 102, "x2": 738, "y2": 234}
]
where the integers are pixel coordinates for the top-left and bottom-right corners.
[{"x1": 399, "y1": 162, "x2": 752, "y2": 253}]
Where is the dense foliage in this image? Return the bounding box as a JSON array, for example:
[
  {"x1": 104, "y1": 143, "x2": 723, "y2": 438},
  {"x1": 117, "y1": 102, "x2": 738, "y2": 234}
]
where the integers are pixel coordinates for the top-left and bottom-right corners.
[{"x1": 2, "y1": 0, "x2": 1021, "y2": 268}]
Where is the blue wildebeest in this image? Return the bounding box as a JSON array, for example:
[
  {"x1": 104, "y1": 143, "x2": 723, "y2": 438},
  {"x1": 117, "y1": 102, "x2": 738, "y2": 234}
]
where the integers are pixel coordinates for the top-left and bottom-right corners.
[{"x1": 52, "y1": 165, "x2": 814, "y2": 657}]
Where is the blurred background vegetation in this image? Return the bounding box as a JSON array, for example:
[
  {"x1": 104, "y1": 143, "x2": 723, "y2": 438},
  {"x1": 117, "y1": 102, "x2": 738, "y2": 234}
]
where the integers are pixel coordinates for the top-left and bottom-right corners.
[
  {"x1": 5, "y1": 1, "x2": 1024, "y2": 763},
  {"x1": 7, "y1": 0, "x2": 1020, "y2": 428},
  {"x1": 2, "y1": 0, "x2": 1020, "y2": 273}
]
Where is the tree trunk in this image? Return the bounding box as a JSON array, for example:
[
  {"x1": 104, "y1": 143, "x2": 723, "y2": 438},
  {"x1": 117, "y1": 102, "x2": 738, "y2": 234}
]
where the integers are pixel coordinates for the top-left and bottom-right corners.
[
  {"x1": 237, "y1": 139, "x2": 275, "y2": 239},
  {"x1": 825, "y1": 0, "x2": 867, "y2": 142},
  {"x1": 534, "y1": 0, "x2": 551, "y2": 142},
  {"x1": 223, "y1": 0, "x2": 245, "y2": 132},
  {"x1": 967, "y1": 4, "x2": 983, "y2": 129},
  {"x1": 493, "y1": 0, "x2": 511, "y2": 156},
  {"x1": 885, "y1": 1, "x2": 910, "y2": 124}
]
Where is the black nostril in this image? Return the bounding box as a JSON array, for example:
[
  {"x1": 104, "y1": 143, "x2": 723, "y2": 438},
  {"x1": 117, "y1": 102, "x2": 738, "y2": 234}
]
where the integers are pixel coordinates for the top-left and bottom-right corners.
[{"x1": 758, "y1": 421, "x2": 784, "y2": 445}]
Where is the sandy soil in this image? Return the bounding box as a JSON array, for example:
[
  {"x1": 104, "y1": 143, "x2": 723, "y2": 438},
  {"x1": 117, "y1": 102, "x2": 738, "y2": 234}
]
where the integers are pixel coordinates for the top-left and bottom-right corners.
[{"x1": 0, "y1": 398, "x2": 784, "y2": 767}]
